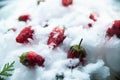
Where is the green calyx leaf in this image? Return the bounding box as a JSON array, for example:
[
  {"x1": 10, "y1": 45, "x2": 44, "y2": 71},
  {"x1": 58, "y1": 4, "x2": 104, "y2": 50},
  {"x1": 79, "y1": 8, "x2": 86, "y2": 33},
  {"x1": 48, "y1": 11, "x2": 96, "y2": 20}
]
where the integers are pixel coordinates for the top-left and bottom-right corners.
[
  {"x1": 71, "y1": 45, "x2": 84, "y2": 53},
  {"x1": 0, "y1": 61, "x2": 15, "y2": 78},
  {"x1": 20, "y1": 52, "x2": 28, "y2": 66},
  {"x1": 70, "y1": 38, "x2": 84, "y2": 54},
  {"x1": 69, "y1": 38, "x2": 87, "y2": 64}
]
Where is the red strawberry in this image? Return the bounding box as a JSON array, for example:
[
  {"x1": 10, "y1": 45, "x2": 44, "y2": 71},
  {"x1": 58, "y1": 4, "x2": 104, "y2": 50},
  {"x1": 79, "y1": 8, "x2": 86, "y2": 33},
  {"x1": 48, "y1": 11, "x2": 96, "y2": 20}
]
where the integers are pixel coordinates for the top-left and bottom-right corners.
[
  {"x1": 88, "y1": 23, "x2": 93, "y2": 27},
  {"x1": 106, "y1": 20, "x2": 120, "y2": 38},
  {"x1": 106, "y1": 28, "x2": 114, "y2": 37},
  {"x1": 16, "y1": 26, "x2": 34, "y2": 44},
  {"x1": 20, "y1": 51, "x2": 45, "y2": 67},
  {"x1": 35, "y1": 54, "x2": 45, "y2": 66},
  {"x1": 47, "y1": 27, "x2": 66, "y2": 49},
  {"x1": 18, "y1": 14, "x2": 30, "y2": 22},
  {"x1": 67, "y1": 39, "x2": 87, "y2": 67},
  {"x1": 114, "y1": 20, "x2": 120, "y2": 27},
  {"x1": 62, "y1": 0, "x2": 72, "y2": 7},
  {"x1": 89, "y1": 12, "x2": 98, "y2": 22}
]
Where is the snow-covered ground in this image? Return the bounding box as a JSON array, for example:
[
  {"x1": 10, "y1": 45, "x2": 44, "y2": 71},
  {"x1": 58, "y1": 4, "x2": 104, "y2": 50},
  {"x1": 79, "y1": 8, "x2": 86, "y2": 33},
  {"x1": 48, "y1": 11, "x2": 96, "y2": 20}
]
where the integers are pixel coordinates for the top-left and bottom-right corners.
[{"x1": 0, "y1": 0, "x2": 120, "y2": 80}]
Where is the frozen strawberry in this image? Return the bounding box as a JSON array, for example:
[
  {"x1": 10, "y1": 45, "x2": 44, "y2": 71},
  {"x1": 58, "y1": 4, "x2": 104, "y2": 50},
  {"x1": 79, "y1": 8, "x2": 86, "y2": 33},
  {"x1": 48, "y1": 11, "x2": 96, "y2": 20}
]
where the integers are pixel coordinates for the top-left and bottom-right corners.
[
  {"x1": 20, "y1": 51, "x2": 45, "y2": 67},
  {"x1": 35, "y1": 54, "x2": 45, "y2": 66},
  {"x1": 106, "y1": 20, "x2": 120, "y2": 38},
  {"x1": 114, "y1": 20, "x2": 120, "y2": 27},
  {"x1": 106, "y1": 28, "x2": 114, "y2": 37},
  {"x1": 62, "y1": 0, "x2": 72, "y2": 7},
  {"x1": 88, "y1": 23, "x2": 93, "y2": 27},
  {"x1": 67, "y1": 39, "x2": 87, "y2": 66},
  {"x1": 16, "y1": 26, "x2": 34, "y2": 44},
  {"x1": 89, "y1": 12, "x2": 98, "y2": 22},
  {"x1": 18, "y1": 14, "x2": 30, "y2": 22},
  {"x1": 47, "y1": 27, "x2": 66, "y2": 49}
]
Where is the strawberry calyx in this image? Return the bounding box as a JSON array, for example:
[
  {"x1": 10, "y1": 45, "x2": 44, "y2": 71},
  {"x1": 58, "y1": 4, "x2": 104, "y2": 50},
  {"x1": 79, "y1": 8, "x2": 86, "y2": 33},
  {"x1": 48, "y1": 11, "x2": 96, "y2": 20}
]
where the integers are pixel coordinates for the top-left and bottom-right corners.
[
  {"x1": 70, "y1": 39, "x2": 84, "y2": 55},
  {"x1": 20, "y1": 52, "x2": 29, "y2": 66},
  {"x1": 68, "y1": 38, "x2": 87, "y2": 65}
]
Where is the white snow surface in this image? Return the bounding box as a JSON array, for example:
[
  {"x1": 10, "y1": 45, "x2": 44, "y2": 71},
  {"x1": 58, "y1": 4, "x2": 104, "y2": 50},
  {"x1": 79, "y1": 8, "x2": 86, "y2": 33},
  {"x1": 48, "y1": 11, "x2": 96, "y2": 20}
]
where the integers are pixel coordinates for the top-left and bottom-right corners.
[{"x1": 0, "y1": 0, "x2": 120, "y2": 80}]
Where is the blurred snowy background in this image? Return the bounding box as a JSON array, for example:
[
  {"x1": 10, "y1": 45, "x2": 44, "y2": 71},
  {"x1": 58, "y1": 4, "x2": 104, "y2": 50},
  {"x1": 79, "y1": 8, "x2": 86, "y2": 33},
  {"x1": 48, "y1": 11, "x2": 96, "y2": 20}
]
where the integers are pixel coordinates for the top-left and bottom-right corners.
[{"x1": 0, "y1": 0, "x2": 120, "y2": 80}]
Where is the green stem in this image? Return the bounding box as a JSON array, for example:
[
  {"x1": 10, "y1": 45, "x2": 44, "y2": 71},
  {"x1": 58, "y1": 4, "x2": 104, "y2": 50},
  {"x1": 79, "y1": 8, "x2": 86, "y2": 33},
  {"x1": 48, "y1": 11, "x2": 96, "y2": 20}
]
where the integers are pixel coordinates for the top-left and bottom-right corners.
[{"x1": 78, "y1": 38, "x2": 83, "y2": 48}]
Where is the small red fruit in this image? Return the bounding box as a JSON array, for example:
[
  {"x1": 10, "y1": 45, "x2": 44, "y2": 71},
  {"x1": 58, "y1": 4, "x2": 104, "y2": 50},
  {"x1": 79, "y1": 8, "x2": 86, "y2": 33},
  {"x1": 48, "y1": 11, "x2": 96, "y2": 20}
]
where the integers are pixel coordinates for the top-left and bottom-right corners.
[
  {"x1": 62, "y1": 0, "x2": 72, "y2": 7},
  {"x1": 47, "y1": 27, "x2": 66, "y2": 49},
  {"x1": 67, "y1": 39, "x2": 87, "y2": 67},
  {"x1": 106, "y1": 28, "x2": 114, "y2": 37},
  {"x1": 18, "y1": 14, "x2": 30, "y2": 22},
  {"x1": 20, "y1": 51, "x2": 45, "y2": 67},
  {"x1": 16, "y1": 26, "x2": 34, "y2": 44},
  {"x1": 88, "y1": 23, "x2": 93, "y2": 27},
  {"x1": 114, "y1": 20, "x2": 120, "y2": 27},
  {"x1": 89, "y1": 12, "x2": 98, "y2": 22},
  {"x1": 106, "y1": 20, "x2": 120, "y2": 38}
]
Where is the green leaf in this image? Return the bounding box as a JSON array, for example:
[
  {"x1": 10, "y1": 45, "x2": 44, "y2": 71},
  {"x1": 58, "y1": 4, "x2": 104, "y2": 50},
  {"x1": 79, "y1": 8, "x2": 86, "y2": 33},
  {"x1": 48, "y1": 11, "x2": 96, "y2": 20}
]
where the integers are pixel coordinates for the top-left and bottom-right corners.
[
  {"x1": 0, "y1": 61, "x2": 15, "y2": 77},
  {"x1": 0, "y1": 76, "x2": 5, "y2": 80}
]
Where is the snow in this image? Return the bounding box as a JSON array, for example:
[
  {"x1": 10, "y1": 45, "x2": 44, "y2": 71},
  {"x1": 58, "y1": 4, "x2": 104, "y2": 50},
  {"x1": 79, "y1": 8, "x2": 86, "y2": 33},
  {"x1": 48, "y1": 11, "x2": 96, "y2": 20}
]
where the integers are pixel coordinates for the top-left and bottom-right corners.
[{"x1": 0, "y1": 0, "x2": 120, "y2": 80}]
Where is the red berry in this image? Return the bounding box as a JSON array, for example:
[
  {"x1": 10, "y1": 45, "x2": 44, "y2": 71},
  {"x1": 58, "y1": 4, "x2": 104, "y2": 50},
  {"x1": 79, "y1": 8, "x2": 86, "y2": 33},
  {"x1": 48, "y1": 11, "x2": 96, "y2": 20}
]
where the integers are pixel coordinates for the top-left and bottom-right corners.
[
  {"x1": 47, "y1": 27, "x2": 66, "y2": 49},
  {"x1": 114, "y1": 20, "x2": 120, "y2": 27},
  {"x1": 68, "y1": 48, "x2": 80, "y2": 59},
  {"x1": 106, "y1": 20, "x2": 120, "y2": 38},
  {"x1": 88, "y1": 23, "x2": 93, "y2": 27},
  {"x1": 20, "y1": 51, "x2": 45, "y2": 67},
  {"x1": 62, "y1": 0, "x2": 72, "y2": 7},
  {"x1": 106, "y1": 28, "x2": 114, "y2": 37},
  {"x1": 67, "y1": 39, "x2": 87, "y2": 67},
  {"x1": 27, "y1": 51, "x2": 38, "y2": 67},
  {"x1": 18, "y1": 14, "x2": 30, "y2": 22},
  {"x1": 67, "y1": 47, "x2": 86, "y2": 65},
  {"x1": 35, "y1": 54, "x2": 45, "y2": 66},
  {"x1": 89, "y1": 12, "x2": 98, "y2": 22},
  {"x1": 16, "y1": 26, "x2": 34, "y2": 44}
]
